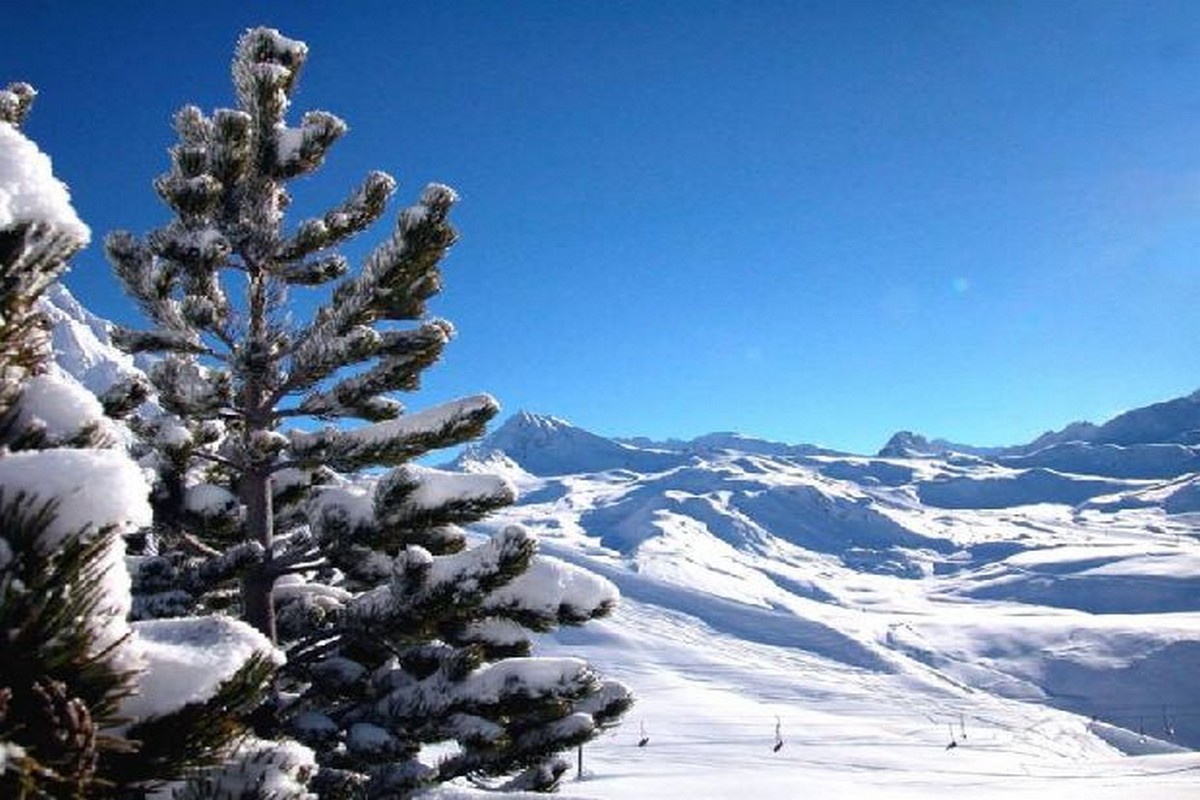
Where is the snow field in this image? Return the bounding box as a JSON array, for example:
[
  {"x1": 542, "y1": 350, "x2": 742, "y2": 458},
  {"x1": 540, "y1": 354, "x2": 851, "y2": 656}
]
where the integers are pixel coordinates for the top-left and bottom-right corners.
[{"x1": 449, "y1": 419, "x2": 1200, "y2": 797}]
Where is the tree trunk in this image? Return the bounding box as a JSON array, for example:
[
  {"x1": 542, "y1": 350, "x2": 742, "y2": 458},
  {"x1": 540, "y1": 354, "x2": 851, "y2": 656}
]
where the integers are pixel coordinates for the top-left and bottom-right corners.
[
  {"x1": 240, "y1": 269, "x2": 277, "y2": 642},
  {"x1": 240, "y1": 467, "x2": 276, "y2": 642}
]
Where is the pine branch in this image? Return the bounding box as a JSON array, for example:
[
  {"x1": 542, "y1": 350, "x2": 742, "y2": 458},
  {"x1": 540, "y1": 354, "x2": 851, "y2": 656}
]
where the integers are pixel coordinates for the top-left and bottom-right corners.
[
  {"x1": 100, "y1": 654, "x2": 275, "y2": 786},
  {"x1": 277, "y1": 171, "x2": 396, "y2": 261},
  {"x1": 286, "y1": 394, "x2": 497, "y2": 472},
  {"x1": 0, "y1": 493, "x2": 138, "y2": 795}
]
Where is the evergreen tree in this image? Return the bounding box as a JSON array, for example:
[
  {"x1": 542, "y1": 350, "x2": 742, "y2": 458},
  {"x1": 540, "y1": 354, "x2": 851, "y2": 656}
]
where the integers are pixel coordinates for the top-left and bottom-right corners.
[
  {"x1": 0, "y1": 83, "x2": 133, "y2": 798},
  {"x1": 0, "y1": 84, "x2": 312, "y2": 799},
  {"x1": 107, "y1": 28, "x2": 631, "y2": 796}
]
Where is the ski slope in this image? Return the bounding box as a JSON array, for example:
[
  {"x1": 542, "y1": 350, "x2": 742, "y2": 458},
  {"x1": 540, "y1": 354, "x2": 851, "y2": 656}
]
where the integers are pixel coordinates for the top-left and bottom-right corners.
[{"x1": 448, "y1": 413, "x2": 1200, "y2": 798}]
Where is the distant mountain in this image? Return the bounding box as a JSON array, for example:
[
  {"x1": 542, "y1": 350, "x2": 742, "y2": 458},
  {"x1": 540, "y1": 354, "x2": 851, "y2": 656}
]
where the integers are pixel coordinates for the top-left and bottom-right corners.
[
  {"x1": 457, "y1": 407, "x2": 1187, "y2": 512},
  {"x1": 621, "y1": 431, "x2": 843, "y2": 459},
  {"x1": 1081, "y1": 391, "x2": 1200, "y2": 446},
  {"x1": 41, "y1": 282, "x2": 144, "y2": 396},
  {"x1": 877, "y1": 431, "x2": 951, "y2": 459},
  {"x1": 876, "y1": 391, "x2": 1200, "y2": 480},
  {"x1": 456, "y1": 410, "x2": 685, "y2": 477}
]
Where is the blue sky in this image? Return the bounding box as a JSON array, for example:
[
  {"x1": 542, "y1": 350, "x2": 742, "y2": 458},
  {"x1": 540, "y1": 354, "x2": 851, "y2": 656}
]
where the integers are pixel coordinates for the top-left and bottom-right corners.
[{"x1": 4, "y1": 1, "x2": 1199, "y2": 453}]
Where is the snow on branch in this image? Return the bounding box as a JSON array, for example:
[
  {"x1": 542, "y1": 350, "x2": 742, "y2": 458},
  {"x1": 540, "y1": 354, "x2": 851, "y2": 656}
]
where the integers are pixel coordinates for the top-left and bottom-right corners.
[
  {"x1": 375, "y1": 464, "x2": 516, "y2": 531},
  {"x1": 375, "y1": 656, "x2": 597, "y2": 723},
  {"x1": 105, "y1": 233, "x2": 198, "y2": 336},
  {"x1": 185, "y1": 736, "x2": 317, "y2": 800},
  {"x1": 273, "y1": 110, "x2": 348, "y2": 178},
  {"x1": 483, "y1": 555, "x2": 619, "y2": 629},
  {"x1": 286, "y1": 394, "x2": 498, "y2": 471},
  {"x1": 0, "y1": 117, "x2": 89, "y2": 243},
  {"x1": 276, "y1": 253, "x2": 349, "y2": 286},
  {"x1": 150, "y1": 356, "x2": 234, "y2": 418},
  {"x1": 307, "y1": 482, "x2": 376, "y2": 545},
  {"x1": 0, "y1": 448, "x2": 151, "y2": 657},
  {"x1": 347, "y1": 526, "x2": 535, "y2": 633},
  {"x1": 0, "y1": 448, "x2": 151, "y2": 548},
  {"x1": 0, "y1": 82, "x2": 36, "y2": 127},
  {"x1": 458, "y1": 657, "x2": 596, "y2": 707},
  {"x1": 111, "y1": 326, "x2": 207, "y2": 356},
  {"x1": 232, "y1": 27, "x2": 309, "y2": 119},
  {"x1": 290, "y1": 319, "x2": 452, "y2": 417},
  {"x1": 284, "y1": 325, "x2": 381, "y2": 395},
  {"x1": 289, "y1": 183, "x2": 457, "y2": 363},
  {"x1": 122, "y1": 615, "x2": 281, "y2": 721},
  {"x1": 15, "y1": 372, "x2": 122, "y2": 447}
]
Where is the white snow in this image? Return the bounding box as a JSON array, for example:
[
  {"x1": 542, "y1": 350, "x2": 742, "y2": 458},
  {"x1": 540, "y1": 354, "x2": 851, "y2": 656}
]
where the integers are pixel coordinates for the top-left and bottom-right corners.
[
  {"x1": 399, "y1": 464, "x2": 516, "y2": 511},
  {"x1": 485, "y1": 555, "x2": 618, "y2": 620},
  {"x1": 275, "y1": 124, "x2": 306, "y2": 164},
  {"x1": 447, "y1": 412, "x2": 1200, "y2": 799},
  {"x1": 348, "y1": 722, "x2": 398, "y2": 754},
  {"x1": 0, "y1": 448, "x2": 149, "y2": 663},
  {"x1": 249, "y1": 61, "x2": 294, "y2": 85},
  {"x1": 308, "y1": 481, "x2": 375, "y2": 538},
  {"x1": 308, "y1": 394, "x2": 499, "y2": 450},
  {"x1": 122, "y1": 615, "x2": 281, "y2": 721},
  {"x1": 0, "y1": 447, "x2": 151, "y2": 548},
  {"x1": 462, "y1": 657, "x2": 592, "y2": 704},
  {"x1": 31, "y1": 289, "x2": 1200, "y2": 798},
  {"x1": 15, "y1": 371, "x2": 117, "y2": 442},
  {"x1": 41, "y1": 283, "x2": 145, "y2": 397},
  {"x1": 183, "y1": 482, "x2": 238, "y2": 516},
  {"x1": 0, "y1": 121, "x2": 89, "y2": 242},
  {"x1": 147, "y1": 736, "x2": 316, "y2": 800}
]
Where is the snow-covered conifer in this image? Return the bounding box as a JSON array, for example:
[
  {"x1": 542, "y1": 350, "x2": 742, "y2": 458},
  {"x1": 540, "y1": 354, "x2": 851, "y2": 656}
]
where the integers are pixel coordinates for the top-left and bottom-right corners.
[
  {"x1": 107, "y1": 28, "x2": 631, "y2": 795},
  {"x1": 0, "y1": 86, "x2": 306, "y2": 799}
]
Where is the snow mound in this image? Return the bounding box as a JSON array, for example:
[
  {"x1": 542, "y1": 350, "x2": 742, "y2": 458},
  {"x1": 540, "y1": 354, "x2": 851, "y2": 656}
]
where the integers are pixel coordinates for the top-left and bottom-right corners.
[
  {"x1": 1084, "y1": 473, "x2": 1200, "y2": 514},
  {"x1": 124, "y1": 616, "x2": 281, "y2": 721},
  {"x1": 0, "y1": 120, "x2": 89, "y2": 242}
]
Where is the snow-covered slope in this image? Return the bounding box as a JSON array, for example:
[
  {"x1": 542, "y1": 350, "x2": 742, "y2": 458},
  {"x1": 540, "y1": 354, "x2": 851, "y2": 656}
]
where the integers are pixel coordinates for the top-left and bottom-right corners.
[
  {"x1": 44, "y1": 290, "x2": 1200, "y2": 796},
  {"x1": 40, "y1": 282, "x2": 144, "y2": 397},
  {"x1": 452, "y1": 404, "x2": 1200, "y2": 797}
]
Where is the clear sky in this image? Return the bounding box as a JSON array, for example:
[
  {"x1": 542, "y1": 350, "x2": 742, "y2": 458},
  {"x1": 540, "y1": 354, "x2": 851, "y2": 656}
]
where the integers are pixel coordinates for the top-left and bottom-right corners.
[{"x1": 3, "y1": 1, "x2": 1199, "y2": 454}]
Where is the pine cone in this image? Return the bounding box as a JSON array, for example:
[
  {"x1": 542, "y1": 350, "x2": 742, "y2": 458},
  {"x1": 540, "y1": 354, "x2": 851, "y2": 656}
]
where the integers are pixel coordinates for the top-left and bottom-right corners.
[{"x1": 31, "y1": 679, "x2": 100, "y2": 788}]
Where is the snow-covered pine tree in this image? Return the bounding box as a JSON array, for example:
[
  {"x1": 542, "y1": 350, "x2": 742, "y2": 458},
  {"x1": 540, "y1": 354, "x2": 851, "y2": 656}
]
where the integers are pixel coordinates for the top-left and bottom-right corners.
[
  {"x1": 284, "y1": 469, "x2": 633, "y2": 796},
  {"x1": 0, "y1": 81, "x2": 133, "y2": 797},
  {"x1": 0, "y1": 84, "x2": 313, "y2": 799},
  {"x1": 106, "y1": 28, "x2": 631, "y2": 796}
]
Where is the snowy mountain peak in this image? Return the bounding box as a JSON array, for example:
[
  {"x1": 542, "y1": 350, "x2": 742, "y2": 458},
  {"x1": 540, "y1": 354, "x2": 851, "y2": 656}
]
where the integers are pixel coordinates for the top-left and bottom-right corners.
[
  {"x1": 458, "y1": 411, "x2": 684, "y2": 477},
  {"x1": 877, "y1": 430, "x2": 945, "y2": 458},
  {"x1": 509, "y1": 409, "x2": 575, "y2": 433},
  {"x1": 40, "y1": 283, "x2": 143, "y2": 396}
]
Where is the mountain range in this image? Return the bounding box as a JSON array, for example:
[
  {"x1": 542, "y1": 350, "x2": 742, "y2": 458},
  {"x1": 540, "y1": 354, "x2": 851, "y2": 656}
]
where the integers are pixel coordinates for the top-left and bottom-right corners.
[{"x1": 43, "y1": 286, "x2": 1200, "y2": 797}]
